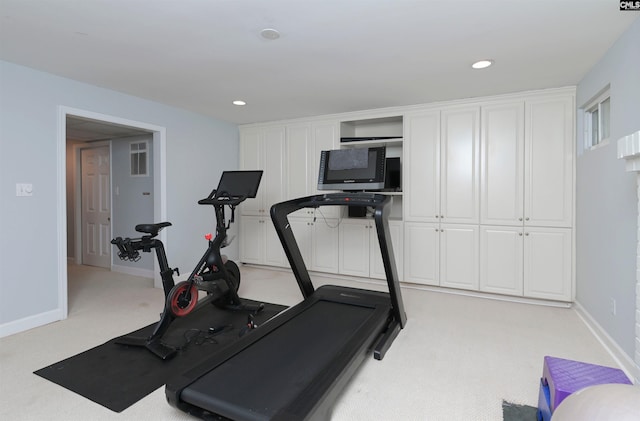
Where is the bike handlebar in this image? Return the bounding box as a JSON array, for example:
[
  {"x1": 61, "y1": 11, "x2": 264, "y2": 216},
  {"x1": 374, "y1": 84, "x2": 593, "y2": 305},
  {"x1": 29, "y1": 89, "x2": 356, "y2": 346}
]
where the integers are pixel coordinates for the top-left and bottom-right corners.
[{"x1": 197, "y1": 193, "x2": 247, "y2": 207}]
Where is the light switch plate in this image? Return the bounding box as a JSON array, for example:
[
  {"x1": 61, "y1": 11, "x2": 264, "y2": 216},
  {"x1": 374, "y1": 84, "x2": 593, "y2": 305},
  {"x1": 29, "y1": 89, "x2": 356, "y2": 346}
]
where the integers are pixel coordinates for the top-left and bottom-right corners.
[{"x1": 16, "y1": 183, "x2": 33, "y2": 196}]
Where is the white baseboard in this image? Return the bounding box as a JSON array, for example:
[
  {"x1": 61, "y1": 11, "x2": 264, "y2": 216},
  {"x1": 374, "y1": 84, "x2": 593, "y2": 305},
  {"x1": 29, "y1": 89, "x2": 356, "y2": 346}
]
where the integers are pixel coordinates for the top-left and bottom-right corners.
[
  {"x1": 111, "y1": 264, "x2": 154, "y2": 279},
  {"x1": 573, "y1": 300, "x2": 639, "y2": 384},
  {"x1": 0, "y1": 309, "x2": 63, "y2": 338}
]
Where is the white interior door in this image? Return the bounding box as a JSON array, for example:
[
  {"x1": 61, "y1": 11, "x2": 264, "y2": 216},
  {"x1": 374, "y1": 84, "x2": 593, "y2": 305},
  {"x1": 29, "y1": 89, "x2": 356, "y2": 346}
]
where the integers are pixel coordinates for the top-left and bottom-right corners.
[{"x1": 81, "y1": 146, "x2": 111, "y2": 268}]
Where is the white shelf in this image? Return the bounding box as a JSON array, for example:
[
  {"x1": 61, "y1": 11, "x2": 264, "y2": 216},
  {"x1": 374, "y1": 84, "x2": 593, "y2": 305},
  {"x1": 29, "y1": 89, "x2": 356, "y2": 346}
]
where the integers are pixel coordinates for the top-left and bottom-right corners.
[{"x1": 340, "y1": 137, "x2": 403, "y2": 148}]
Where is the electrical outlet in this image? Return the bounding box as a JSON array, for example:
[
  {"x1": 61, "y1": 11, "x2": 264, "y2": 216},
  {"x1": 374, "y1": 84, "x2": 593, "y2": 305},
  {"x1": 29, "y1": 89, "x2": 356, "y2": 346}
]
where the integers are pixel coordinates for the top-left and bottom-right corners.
[
  {"x1": 16, "y1": 183, "x2": 33, "y2": 197},
  {"x1": 610, "y1": 298, "x2": 616, "y2": 316}
]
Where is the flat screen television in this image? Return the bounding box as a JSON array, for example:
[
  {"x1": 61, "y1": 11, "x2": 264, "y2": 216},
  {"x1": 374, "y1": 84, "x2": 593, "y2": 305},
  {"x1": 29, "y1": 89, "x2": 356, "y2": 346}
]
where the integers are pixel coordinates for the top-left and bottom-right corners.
[{"x1": 317, "y1": 147, "x2": 386, "y2": 191}]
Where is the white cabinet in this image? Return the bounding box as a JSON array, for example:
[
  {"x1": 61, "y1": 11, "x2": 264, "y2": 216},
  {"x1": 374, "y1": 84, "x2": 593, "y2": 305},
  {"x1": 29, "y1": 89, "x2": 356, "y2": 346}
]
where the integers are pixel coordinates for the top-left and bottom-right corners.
[
  {"x1": 440, "y1": 106, "x2": 480, "y2": 224},
  {"x1": 479, "y1": 95, "x2": 574, "y2": 300},
  {"x1": 285, "y1": 124, "x2": 313, "y2": 214},
  {"x1": 339, "y1": 218, "x2": 403, "y2": 281},
  {"x1": 525, "y1": 95, "x2": 574, "y2": 228},
  {"x1": 481, "y1": 96, "x2": 573, "y2": 228},
  {"x1": 480, "y1": 226, "x2": 572, "y2": 301},
  {"x1": 238, "y1": 216, "x2": 265, "y2": 265},
  {"x1": 404, "y1": 221, "x2": 478, "y2": 290},
  {"x1": 239, "y1": 125, "x2": 286, "y2": 266},
  {"x1": 239, "y1": 215, "x2": 285, "y2": 267},
  {"x1": 289, "y1": 217, "x2": 339, "y2": 274},
  {"x1": 404, "y1": 106, "x2": 479, "y2": 224},
  {"x1": 285, "y1": 120, "x2": 340, "y2": 218},
  {"x1": 339, "y1": 219, "x2": 370, "y2": 277},
  {"x1": 439, "y1": 224, "x2": 479, "y2": 290},
  {"x1": 404, "y1": 111, "x2": 440, "y2": 222},
  {"x1": 480, "y1": 226, "x2": 524, "y2": 295},
  {"x1": 239, "y1": 88, "x2": 574, "y2": 302},
  {"x1": 311, "y1": 220, "x2": 340, "y2": 273},
  {"x1": 404, "y1": 222, "x2": 439, "y2": 285},
  {"x1": 284, "y1": 120, "x2": 340, "y2": 271},
  {"x1": 480, "y1": 101, "x2": 525, "y2": 226},
  {"x1": 239, "y1": 125, "x2": 285, "y2": 216},
  {"x1": 370, "y1": 220, "x2": 404, "y2": 281},
  {"x1": 524, "y1": 227, "x2": 572, "y2": 301}
]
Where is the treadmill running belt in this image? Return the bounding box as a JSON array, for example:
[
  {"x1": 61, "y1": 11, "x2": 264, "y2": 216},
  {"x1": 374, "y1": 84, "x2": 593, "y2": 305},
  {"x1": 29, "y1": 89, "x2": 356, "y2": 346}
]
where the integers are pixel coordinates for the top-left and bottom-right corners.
[{"x1": 180, "y1": 300, "x2": 374, "y2": 421}]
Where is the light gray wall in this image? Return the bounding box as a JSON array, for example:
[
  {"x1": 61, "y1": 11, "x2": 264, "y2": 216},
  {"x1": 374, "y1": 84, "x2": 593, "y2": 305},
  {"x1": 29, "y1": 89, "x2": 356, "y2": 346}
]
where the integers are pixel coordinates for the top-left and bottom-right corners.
[
  {"x1": 112, "y1": 135, "x2": 154, "y2": 271},
  {"x1": 575, "y1": 19, "x2": 639, "y2": 359},
  {"x1": 0, "y1": 60, "x2": 239, "y2": 327}
]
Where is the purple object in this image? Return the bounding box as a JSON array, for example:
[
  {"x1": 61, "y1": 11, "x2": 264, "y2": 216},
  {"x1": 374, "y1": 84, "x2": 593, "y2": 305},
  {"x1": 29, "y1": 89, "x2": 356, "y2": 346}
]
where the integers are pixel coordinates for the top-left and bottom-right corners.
[{"x1": 542, "y1": 356, "x2": 632, "y2": 413}]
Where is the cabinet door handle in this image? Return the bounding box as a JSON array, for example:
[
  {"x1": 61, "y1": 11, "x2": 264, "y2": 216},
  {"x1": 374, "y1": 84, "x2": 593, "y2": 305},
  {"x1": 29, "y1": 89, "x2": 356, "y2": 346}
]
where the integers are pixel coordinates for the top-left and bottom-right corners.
[
  {"x1": 525, "y1": 232, "x2": 529, "y2": 236},
  {"x1": 519, "y1": 233, "x2": 523, "y2": 236},
  {"x1": 519, "y1": 217, "x2": 523, "y2": 221},
  {"x1": 525, "y1": 217, "x2": 530, "y2": 221}
]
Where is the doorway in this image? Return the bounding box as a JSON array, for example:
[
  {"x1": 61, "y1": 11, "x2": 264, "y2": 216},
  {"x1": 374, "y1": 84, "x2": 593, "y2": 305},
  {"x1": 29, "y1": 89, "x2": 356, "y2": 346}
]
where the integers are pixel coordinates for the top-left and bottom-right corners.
[{"x1": 59, "y1": 107, "x2": 167, "y2": 319}]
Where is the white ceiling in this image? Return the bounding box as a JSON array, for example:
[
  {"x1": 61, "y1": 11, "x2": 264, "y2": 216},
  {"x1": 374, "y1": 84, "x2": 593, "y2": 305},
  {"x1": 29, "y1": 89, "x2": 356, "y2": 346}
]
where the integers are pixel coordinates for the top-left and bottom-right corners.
[{"x1": 0, "y1": 1, "x2": 637, "y2": 125}]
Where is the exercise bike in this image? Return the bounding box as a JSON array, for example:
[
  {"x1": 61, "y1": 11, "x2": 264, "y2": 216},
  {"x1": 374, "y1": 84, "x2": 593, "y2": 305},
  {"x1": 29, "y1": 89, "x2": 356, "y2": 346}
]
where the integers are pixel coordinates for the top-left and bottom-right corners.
[{"x1": 111, "y1": 170, "x2": 264, "y2": 360}]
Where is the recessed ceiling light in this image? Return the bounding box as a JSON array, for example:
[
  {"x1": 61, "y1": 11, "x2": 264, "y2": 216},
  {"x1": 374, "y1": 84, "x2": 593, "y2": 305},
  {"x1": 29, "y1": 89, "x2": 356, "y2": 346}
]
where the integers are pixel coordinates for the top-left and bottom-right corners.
[
  {"x1": 472, "y1": 60, "x2": 494, "y2": 69},
  {"x1": 233, "y1": 100, "x2": 247, "y2": 106},
  {"x1": 260, "y1": 28, "x2": 280, "y2": 40}
]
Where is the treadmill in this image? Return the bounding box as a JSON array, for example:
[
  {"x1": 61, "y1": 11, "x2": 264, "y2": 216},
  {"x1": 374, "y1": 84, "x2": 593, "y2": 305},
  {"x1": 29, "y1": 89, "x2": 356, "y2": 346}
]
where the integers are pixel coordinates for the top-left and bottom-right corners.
[{"x1": 166, "y1": 192, "x2": 407, "y2": 421}]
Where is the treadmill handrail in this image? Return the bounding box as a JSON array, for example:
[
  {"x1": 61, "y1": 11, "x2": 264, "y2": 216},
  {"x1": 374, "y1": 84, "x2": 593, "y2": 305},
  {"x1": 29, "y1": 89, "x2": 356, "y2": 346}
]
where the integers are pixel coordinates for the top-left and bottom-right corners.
[{"x1": 270, "y1": 193, "x2": 407, "y2": 328}]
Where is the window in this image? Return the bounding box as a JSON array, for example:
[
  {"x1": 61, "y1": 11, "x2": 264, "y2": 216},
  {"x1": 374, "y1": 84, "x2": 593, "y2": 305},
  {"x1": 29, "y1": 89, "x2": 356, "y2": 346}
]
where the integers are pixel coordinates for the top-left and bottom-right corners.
[
  {"x1": 584, "y1": 89, "x2": 610, "y2": 149},
  {"x1": 130, "y1": 141, "x2": 148, "y2": 176}
]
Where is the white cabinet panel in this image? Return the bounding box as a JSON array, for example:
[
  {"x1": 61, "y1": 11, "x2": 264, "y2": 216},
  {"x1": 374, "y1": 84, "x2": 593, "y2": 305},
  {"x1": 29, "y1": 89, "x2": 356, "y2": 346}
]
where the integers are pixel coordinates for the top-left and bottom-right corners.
[
  {"x1": 239, "y1": 129, "x2": 264, "y2": 216},
  {"x1": 289, "y1": 217, "x2": 339, "y2": 273},
  {"x1": 339, "y1": 219, "x2": 371, "y2": 277},
  {"x1": 239, "y1": 216, "x2": 285, "y2": 267},
  {"x1": 239, "y1": 216, "x2": 266, "y2": 264},
  {"x1": 370, "y1": 220, "x2": 404, "y2": 281},
  {"x1": 312, "y1": 122, "x2": 339, "y2": 194},
  {"x1": 480, "y1": 102, "x2": 525, "y2": 226},
  {"x1": 286, "y1": 125, "x2": 312, "y2": 201},
  {"x1": 339, "y1": 218, "x2": 403, "y2": 280},
  {"x1": 264, "y1": 221, "x2": 286, "y2": 267},
  {"x1": 285, "y1": 121, "x2": 339, "y2": 217},
  {"x1": 311, "y1": 220, "x2": 339, "y2": 274},
  {"x1": 311, "y1": 121, "x2": 340, "y2": 218},
  {"x1": 440, "y1": 107, "x2": 480, "y2": 224},
  {"x1": 525, "y1": 96, "x2": 573, "y2": 228},
  {"x1": 480, "y1": 226, "x2": 523, "y2": 295},
  {"x1": 440, "y1": 224, "x2": 479, "y2": 290},
  {"x1": 404, "y1": 222, "x2": 439, "y2": 286},
  {"x1": 524, "y1": 227, "x2": 572, "y2": 301},
  {"x1": 239, "y1": 126, "x2": 285, "y2": 267},
  {"x1": 289, "y1": 218, "x2": 313, "y2": 267},
  {"x1": 263, "y1": 127, "x2": 285, "y2": 211},
  {"x1": 404, "y1": 111, "x2": 440, "y2": 222}
]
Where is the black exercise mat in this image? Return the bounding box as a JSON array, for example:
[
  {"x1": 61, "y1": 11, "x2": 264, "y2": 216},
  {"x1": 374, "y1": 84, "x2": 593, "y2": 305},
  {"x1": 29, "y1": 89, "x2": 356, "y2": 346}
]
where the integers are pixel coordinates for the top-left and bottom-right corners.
[
  {"x1": 34, "y1": 299, "x2": 286, "y2": 412},
  {"x1": 502, "y1": 400, "x2": 538, "y2": 420}
]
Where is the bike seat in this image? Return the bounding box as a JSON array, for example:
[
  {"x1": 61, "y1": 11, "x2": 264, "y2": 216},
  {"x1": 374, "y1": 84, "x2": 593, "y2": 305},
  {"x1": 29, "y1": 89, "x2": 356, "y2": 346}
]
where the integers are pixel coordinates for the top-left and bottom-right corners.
[{"x1": 135, "y1": 222, "x2": 172, "y2": 237}]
